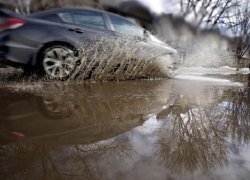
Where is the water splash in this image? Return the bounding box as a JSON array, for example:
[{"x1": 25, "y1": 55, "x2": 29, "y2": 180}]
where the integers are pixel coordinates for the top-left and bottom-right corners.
[
  {"x1": 173, "y1": 75, "x2": 230, "y2": 82},
  {"x1": 66, "y1": 36, "x2": 174, "y2": 82}
]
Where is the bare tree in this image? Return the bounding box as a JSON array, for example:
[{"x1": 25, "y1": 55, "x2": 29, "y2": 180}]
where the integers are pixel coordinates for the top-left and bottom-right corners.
[
  {"x1": 0, "y1": 0, "x2": 33, "y2": 14},
  {"x1": 0, "y1": 138, "x2": 133, "y2": 180},
  {"x1": 165, "y1": 0, "x2": 239, "y2": 29},
  {"x1": 219, "y1": 0, "x2": 250, "y2": 70},
  {"x1": 0, "y1": 0, "x2": 15, "y2": 11},
  {"x1": 0, "y1": 0, "x2": 100, "y2": 14}
]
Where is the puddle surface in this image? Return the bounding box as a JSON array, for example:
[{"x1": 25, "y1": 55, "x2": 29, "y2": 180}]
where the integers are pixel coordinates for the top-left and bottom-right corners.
[{"x1": 1, "y1": 74, "x2": 250, "y2": 180}]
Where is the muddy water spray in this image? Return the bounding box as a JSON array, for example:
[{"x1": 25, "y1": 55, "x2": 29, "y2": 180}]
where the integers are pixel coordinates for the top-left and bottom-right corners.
[{"x1": 67, "y1": 36, "x2": 174, "y2": 82}]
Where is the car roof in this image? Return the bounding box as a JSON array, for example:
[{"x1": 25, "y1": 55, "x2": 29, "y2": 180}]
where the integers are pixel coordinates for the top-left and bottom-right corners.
[
  {"x1": 29, "y1": 7, "x2": 140, "y2": 27},
  {"x1": 29, "y1": 7, "x2": 103, "y2": 16}
]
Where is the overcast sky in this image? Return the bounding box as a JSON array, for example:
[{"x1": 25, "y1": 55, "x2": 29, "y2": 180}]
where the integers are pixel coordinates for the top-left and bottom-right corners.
[
  {"x1": 137, "y1": 0, "x2": 166, "y2": 14},
  {"x1": 137, "y1": 0, "x2": 181, "y2": 14}
]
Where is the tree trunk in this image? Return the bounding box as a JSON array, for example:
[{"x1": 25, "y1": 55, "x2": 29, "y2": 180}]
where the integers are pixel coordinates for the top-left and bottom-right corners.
[{"x1": 236, "y1": 57, "x2": 241, "y2": 71}]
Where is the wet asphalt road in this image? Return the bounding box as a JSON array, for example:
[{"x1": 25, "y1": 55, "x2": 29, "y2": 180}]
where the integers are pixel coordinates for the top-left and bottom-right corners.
[{"x1": 0, "y1": 73, "x2": 250, "y2": 180}]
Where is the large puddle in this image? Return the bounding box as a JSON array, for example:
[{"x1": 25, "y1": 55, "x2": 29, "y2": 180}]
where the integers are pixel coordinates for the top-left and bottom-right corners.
[{"x1": 0, "y1": 73, "x2": 250, "y2": 180}]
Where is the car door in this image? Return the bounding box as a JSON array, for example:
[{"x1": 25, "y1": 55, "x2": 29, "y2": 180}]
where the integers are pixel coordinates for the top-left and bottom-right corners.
[{"x1": 57, "y1": 10, "x2": 116, "y2": 49}]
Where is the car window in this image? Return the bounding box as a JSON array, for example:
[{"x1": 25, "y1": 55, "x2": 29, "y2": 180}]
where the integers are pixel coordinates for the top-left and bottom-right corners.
[
  {"x1": 72, "y1": 11, "x2": 106, "y2": 29},
  {"x1": 58, "y1": 12, "x2": 74, "y2": 23},
  {"x1": 108, "y1": 15, "x2": 143, "y2": 37},
  {"x1": 42, "y1": 14, "x2": 63, "y2": 22}
]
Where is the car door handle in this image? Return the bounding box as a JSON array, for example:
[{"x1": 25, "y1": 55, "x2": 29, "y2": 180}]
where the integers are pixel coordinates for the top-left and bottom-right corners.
[
  {"x1": 75, "y1": 28, "x2": 84, "y2": 34},
  {"x1": 68, "y1": 28, "x2": 84, "y2": 34},
  {"x1": 68, "y1": 28, "x2": 75, "y2": 31}
]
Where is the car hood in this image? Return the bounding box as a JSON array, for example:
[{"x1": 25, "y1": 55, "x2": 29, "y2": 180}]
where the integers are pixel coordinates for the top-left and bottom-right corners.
[
  {"x1": 137, "y1": 34, "x2": 178, "y2": 56},
  {"x1": 147, "y1": 40, "x2": 178, "y2": 54},
  {"x1": 148, "y1": 34, "x2": 178, "y2": 54}
]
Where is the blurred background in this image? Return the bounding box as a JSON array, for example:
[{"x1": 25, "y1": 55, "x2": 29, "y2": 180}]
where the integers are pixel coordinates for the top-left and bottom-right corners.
[{"x1": 1, "y1": 0, "x2": 250, "y2": 69}]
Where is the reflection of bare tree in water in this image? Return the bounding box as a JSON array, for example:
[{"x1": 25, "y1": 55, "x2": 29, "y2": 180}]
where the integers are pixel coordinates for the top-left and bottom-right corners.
[
  {"x1": 0, "y1": 138, "x2": 133, "y2": 180},
  {"x1": 221, "y1": 88, "x2": 250, "y2": 144},
  {"x1": 155, "y1": 103, "x2": 229, "y2": 174},
  {"x1": 154, "y1": 82, "x2": 250, "y2": 175}
]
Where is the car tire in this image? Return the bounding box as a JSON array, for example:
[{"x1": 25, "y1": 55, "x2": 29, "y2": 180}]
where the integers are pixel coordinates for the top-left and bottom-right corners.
[
  {"x1": 41, "y1": 45, "x2": 78, "y2": 80},
  {"x1": 37, "y1": 96, "x2": 75, "y2": 120}
]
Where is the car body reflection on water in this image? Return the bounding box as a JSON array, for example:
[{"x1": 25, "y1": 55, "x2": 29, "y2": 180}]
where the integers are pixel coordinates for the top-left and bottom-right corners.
[
  {"x1": 0, "y1": 86, "x2": 150, "y2": 145},
  {"x1": 0, "y1": 80, "x2": 179, "y2": 144},
  {"x1": 1, "y1": 76, "x2": 250, "y2": 180}
]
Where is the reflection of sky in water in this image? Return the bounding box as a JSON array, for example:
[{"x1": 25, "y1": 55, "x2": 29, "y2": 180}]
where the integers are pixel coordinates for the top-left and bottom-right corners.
[
  {"x1": 105, "y1": 115, "x2": 250, "y2": 180},
  {"x1": 128, "y1": 116, "x2": 162, "y2": 156},
  {"x1": 1, "y1": 76, "x2": 250, "y2": 180}
]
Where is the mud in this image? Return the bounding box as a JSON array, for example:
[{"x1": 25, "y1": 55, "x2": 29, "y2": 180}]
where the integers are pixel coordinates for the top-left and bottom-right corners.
[{"x1": 0, "y1": 73, "x2": 250, "y2": 180}]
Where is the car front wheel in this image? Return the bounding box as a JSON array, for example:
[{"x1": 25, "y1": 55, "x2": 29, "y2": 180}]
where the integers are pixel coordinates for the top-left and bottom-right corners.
[{"x1": 42, "y1": 45, "x2": 78, "y2": 80}]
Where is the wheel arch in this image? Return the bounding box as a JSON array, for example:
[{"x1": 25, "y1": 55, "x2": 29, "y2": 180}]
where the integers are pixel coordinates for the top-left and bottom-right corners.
[{"x1": 34, "y1": 41, "x2": 77, "y2": 65}]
